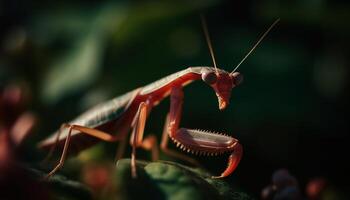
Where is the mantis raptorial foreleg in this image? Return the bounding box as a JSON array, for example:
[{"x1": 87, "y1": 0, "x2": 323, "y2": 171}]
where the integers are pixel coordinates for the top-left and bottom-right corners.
[
  {"x1": 166, "y1": 86, "x2": 243, "y2": 178},
  {"x1": 161, "y1": 114, "x2": 201, "y2": 167}
]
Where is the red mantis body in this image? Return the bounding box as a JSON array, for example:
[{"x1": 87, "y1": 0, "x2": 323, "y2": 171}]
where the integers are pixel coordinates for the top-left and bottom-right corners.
[
  {"x1": 39, "y1": 18, "x2": 279, "y2": 179},
  {"x1": 39, "y1": 66, "x2": 243, "y2": 178}
]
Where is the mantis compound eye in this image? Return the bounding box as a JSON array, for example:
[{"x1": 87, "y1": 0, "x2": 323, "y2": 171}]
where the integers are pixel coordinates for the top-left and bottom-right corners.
[
  {"x1": 202, "y1": 71, "x2": 217, "y2": 85},
  {"x1": 231, "y1": 72, "x2": 243, "y2": 86}
]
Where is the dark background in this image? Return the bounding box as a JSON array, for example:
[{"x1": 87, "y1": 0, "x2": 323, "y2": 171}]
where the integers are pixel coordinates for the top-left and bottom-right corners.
[{"x1": 1, "y1": 0, "x2": 349, "y2": 198}]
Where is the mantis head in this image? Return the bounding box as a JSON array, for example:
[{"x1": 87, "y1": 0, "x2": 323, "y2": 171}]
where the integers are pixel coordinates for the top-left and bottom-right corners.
[
  {"x1": 200, "y1": 16, "x2": 279, "y2": 110},
  {"x1": 201, "y1": 68, "x2": 243, "y2": 110}
]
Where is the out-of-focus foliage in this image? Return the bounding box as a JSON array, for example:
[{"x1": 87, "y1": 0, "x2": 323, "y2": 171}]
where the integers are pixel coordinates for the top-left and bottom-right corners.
[
  {"x1": 31, "y1": 168, "x2": 93, "y2": 200},
  {"x1": 32, "y1": 1, "x2": 217, "y2": 104},
  {"x1": 1, "y1": 0, "x2": 350, "y2": 199}
]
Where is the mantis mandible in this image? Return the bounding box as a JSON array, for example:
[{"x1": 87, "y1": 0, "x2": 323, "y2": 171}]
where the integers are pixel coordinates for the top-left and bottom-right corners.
[{"x1": 39, "y1": 17, "x2": 279, "y2": 179}]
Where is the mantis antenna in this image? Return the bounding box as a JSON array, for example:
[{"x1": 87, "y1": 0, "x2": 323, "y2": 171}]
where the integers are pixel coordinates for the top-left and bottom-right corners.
[
  {"x1": 231, "y1": 18, "x2": 280, "y2": 74},
  {"x1": 201, "y1": 15, "x2": 219, "y2": 75}
]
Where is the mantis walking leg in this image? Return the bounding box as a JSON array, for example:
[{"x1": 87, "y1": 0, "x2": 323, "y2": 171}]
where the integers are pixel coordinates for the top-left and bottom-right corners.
[
  {"x1": 129, "y1": 101, "x2": 159, "y2": 178},
  {"x1": 41, "y1": 124, "x2": 65, "y2": 164},
  {"x1": 46, "y1": 124, "x2": 122, "y2": 178}
]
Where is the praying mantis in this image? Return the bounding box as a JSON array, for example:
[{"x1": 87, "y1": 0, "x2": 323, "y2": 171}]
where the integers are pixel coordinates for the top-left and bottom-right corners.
[{"x1": 39, "y1": 17, "x2": 279, "y2": 179}]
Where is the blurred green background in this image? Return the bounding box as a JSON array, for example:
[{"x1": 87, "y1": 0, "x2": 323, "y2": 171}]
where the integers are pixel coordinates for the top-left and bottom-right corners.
[{"x1": 1, "y1": 0, "x2": 349, "y2": 199}]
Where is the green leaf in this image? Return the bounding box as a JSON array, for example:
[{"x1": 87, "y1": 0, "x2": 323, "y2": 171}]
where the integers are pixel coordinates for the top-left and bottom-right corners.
[{"x1": 112, "y1": 159, "x2": 251, "y2": 200}]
